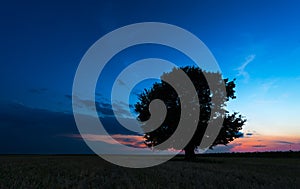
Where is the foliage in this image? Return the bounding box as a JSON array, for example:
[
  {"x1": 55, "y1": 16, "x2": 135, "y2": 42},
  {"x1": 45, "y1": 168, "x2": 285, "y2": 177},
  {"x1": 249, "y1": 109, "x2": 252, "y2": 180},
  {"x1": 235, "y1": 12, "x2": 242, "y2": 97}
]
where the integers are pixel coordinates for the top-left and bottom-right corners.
[{"x1": 134, "y1": 66, "x2": 246, "y2": 158}]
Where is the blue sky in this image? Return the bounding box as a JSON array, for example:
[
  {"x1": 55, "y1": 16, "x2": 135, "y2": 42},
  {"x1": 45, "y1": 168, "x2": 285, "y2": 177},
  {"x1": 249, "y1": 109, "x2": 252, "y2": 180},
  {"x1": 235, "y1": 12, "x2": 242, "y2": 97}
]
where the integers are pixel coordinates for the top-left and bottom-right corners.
[{"x1": 1, "y1": 0, "x2": 300, "y2": 153}]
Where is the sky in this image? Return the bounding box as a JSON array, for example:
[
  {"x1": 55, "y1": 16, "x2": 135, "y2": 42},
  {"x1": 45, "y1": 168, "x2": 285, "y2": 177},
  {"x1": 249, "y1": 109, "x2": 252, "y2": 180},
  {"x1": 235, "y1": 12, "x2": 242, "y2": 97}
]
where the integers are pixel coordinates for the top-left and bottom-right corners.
[{"x1": 1, "y1": 0, "x2": 300, "y2": 154}]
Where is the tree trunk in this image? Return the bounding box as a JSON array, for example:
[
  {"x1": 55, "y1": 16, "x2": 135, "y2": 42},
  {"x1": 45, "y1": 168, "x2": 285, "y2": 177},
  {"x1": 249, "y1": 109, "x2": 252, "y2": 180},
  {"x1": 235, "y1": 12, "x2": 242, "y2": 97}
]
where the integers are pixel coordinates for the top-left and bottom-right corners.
[{"x1": 184, "y1": 146, "x2": 196, "y2": 161}]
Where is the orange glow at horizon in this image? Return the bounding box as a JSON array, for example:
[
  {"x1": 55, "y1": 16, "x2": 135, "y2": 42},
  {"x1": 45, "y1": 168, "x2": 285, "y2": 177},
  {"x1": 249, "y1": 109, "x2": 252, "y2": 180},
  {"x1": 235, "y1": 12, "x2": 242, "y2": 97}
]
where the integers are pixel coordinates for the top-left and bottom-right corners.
[
  {"x1": 229, "y1": 135, "x2": 300, "y2": 152},
  {"x1": 70, "y1": 133, "x2": 300, "y2": 153}
]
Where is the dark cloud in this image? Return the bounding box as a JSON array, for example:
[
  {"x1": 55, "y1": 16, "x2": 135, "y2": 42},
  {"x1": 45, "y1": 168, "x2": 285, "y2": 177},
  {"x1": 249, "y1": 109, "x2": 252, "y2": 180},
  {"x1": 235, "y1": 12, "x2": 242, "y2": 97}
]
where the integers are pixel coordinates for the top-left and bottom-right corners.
[
  {"x1": 64, "y1": 94, "x2": 72, "y2": 100},
  {"x1": 252, "y1": 145, "x2": 267, "y2": 148},
  {"x1": 275, "y1": 140, "x2": 294, "y2": 145},
  {"x1": 132, "y1": 90, "x2": 141, "y2": 96},
  {"x1": 116, "y1": 79, "x2": 127, "y2": 86},
  {"x1": 0, "y1": 102, "x2": 136, "y2": 154},
  {"x1": 237, "y1": 132, "x2": 244, "y2": 138},
  {"x1": 110, "y1": 102, "x2": 133, "y2": 117},
  {"x1": 95, "y1": 93, "x2": 111, "y2": 103},
  {"x1": 96, "y1": 103, "x2": 113, "y2": 116},
  {"x1": 95, "y1": 93, "x2": 103, "y2": 97},
  {"x1": 0, "y1": 102, "x2": 91, "y2": 154},
  {"x1": 28, "y1": 88, "x2": 48, "y2": 94},
  {"x1": 245, "y1": 130, "x2": 259, "y2": 137},
  {"x1": 70, "y1": 95, "x2": 133, "y2": 118},
  {"x1": 205, "y1": 143, "x2": 242, "y2": 153},
  {"x1": 96, "y1": 99, "x2": 133, "y2": 118}
]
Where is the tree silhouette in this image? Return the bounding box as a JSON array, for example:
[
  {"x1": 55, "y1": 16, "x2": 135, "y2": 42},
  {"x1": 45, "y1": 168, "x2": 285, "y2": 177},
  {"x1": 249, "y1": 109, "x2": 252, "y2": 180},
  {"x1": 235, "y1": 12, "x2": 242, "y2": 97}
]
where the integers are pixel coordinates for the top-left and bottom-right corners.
[{"x1": 134, "y1": 66, "x2": 246, "y2": 160}]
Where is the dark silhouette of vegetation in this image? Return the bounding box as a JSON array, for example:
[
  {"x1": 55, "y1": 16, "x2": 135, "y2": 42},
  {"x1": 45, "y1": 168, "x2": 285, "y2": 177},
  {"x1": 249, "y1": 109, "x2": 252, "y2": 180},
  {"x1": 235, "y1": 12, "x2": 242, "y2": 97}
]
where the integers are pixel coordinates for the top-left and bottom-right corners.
[
  {"x1": 1, "y1": 153, "x2": 299, "y2": 188},
  {"x1": 135, "y1": 66, "x2": 246, "y2": 160}
]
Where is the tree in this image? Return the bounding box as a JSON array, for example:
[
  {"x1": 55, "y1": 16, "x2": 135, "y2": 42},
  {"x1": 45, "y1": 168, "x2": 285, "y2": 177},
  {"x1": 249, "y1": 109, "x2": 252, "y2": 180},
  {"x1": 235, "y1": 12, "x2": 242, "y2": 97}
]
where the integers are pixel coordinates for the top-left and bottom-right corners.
[{"x1": 134, "y1": 66, "x2": 246, "y2": 160}]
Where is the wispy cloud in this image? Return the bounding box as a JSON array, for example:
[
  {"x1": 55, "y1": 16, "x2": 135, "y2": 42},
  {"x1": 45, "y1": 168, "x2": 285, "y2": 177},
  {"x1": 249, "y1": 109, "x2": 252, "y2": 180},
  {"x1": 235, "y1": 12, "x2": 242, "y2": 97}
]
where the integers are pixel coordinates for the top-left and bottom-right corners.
[
  {"x1": 236, "y1": 54, "x2": 256, "y2": 81},
  {"x1": 260, "y1": 79, "x2": 278, "y2": 93}
]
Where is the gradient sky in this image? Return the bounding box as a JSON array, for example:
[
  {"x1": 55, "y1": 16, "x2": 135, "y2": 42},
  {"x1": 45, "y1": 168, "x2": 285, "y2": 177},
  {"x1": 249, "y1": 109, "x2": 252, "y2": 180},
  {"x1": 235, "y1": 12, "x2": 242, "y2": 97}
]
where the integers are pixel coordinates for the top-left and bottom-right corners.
[{"x1": 1, "y1": 0, "x2": 300, "y2": 153}]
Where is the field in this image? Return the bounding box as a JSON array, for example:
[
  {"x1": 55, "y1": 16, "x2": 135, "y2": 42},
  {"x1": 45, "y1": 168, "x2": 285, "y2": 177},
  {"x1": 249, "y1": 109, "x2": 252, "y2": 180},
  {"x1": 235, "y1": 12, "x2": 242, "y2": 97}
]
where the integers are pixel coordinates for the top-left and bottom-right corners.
[{"x1": 0, "y1": 152, "x2": 299, "y2": 189}]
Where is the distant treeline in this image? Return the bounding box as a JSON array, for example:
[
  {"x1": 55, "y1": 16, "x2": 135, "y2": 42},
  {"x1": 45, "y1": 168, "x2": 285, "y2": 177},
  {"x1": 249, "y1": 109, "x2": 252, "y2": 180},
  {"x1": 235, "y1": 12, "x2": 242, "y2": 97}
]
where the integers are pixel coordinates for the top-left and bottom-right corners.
[
  {"x1": 188, "y1": 151, "x2": 300, "y2": 158},
  {"x1": 1, "y1": 151, "x2": 299, "y2": 158}
]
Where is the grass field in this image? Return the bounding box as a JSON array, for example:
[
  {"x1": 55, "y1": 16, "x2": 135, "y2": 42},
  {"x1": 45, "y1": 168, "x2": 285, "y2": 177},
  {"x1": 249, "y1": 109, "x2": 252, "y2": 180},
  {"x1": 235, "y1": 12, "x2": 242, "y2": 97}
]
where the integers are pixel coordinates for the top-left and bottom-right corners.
[{"x1": 0, "y1": 152, "x2": 299, "y2": 189}]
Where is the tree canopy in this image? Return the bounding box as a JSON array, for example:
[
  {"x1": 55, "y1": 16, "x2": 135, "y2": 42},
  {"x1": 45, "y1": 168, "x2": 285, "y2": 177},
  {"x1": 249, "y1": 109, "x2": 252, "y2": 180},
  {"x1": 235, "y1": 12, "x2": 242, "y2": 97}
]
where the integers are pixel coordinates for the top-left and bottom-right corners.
[{"x1": 134, "y1": 66, "x2": 246, "y2": 159}]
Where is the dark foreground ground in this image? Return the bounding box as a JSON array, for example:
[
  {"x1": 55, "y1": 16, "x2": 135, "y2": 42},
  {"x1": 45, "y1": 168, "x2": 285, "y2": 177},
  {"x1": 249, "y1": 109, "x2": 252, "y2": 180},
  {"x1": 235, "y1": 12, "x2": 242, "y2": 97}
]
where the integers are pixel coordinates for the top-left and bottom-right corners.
[{"x1": 0, "y1": 152, "x2": 299, "y2": 189}]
